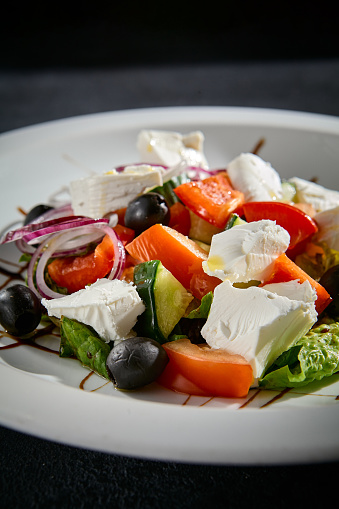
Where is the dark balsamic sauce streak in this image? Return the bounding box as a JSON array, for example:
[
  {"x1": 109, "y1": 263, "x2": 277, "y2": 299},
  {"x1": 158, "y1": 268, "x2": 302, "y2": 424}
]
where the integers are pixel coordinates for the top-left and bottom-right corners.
[
  {"x1": 0, "y1": 260, "x2": 27, "y2": 290},
  {"x1": 79, "y1": 371, "x2": 94, "y2": 390},
  {"x1": 260, "y1": 388, "x2": 292, "y2": 408},
  {"x1": 239, "y1": 389, "x2": 261, "y2": 409},
  {"x1": 0, "y1": 323, "x2": 59, "y2": 354},
  {"x1": 251, "y1": 137, "x2": 266, "y2": 155},
  {"x1": 79, "y1": 370, "x2": 110, "y2": 392},
  {"x1": 1, "y1": 250, "x2": 337, "y2": 406}
]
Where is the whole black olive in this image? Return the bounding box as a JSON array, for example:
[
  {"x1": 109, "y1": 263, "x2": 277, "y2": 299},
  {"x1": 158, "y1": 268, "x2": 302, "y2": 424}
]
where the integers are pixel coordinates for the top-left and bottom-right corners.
[
  {"x1": 24, "y1": 204, "x2": 54, "y2": 225},
  {"x1": 124, "y1": 193, "x2": 170, "y2": 235},
  {"x1": 106, "y1": 336, "x2": 169, "y2": 390},
  {"x1": 319, "y1": 264, "x2": 339, "y2": 318},
  {"x1": 0, "y1": 284, "x2": 42, "y2": 336}
]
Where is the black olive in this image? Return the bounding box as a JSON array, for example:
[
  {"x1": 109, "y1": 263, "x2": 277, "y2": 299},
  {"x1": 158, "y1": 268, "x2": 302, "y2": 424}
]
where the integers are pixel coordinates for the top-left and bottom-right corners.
[
  {"x1": 124, "y1": 192, "x2": 170, "y2": 235},
  {"x1": 23, "y1": 204, "x2": 54, "y2": 225},
  {"x1": 179, "y1": 318, "x2": 207, "y2": 345},
  {"x1": 0, "y1": 284, "x2": 42, "y2": 336},
  {"x1": 319, "y1": 264, "x2": 339, "y2": 318},
  {"x1": 106, "y1": 336, "x2": 169, "y2": 390}
]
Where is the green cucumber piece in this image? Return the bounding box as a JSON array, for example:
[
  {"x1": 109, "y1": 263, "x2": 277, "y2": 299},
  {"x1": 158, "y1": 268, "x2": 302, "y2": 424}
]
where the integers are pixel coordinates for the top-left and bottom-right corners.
[
  {"x1": 134, "y1": 260, "x2": 193, "y2": 343},
  {"x1": 224, "y1": 213, "x2": 247, "y2": 230},
  {"x1": 188, "y1": 210, "x2": 223, "y2": 244},
  {"x1": 150, "y1": 173, "x2": 191, "y2": 207},
  {"x1": 153, "y1": 262, "x2": 193, "y2": 338},
  {"x1": 281, "y1": 180, "x2": 297, "y2": 203}
]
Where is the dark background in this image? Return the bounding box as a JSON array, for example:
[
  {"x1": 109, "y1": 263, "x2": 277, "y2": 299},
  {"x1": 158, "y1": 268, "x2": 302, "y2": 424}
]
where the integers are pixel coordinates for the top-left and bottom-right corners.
[
  {"x1": 1, "y1": 4, "x2": 339, "y2": 509},
  {"x1": 1, "y1": 1, "x2": 338, "y2": 69}
]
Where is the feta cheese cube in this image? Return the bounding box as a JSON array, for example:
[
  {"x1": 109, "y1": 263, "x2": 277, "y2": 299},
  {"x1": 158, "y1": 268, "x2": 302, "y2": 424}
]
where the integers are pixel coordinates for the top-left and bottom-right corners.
[
  {"x1": 314, "y1": 205, "x2": 339, "y2": 250},
  {"x1": 288, "y1": 177, "x2": 339, "y2": 213},
  {"x1": 202, "y1": 219, "x2": 290, "y2": 283},
  {"x1": 70, "y1": 164, "x2": 164, "y2": 218},
  {"x1": 137, "y1": 130, "x2": 209, "y2": 169},
  {"x1": 201, "y1": 279, "x2": 317, "y2": 382},
  {"x1": 227, "y1": 153, "x2": 283, "y2": 202},
  {"x1": 42, "y1": 278, "x2": 145, "y2": 343}
]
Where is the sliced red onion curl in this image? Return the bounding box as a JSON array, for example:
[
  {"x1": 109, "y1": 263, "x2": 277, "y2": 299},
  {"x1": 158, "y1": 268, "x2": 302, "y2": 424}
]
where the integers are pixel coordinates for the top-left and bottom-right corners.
[
  {"x1": 1, "y1": 216, "x2": 108, "y2": 245},
  {"x1": 27, "y1": 223, "x2": 126, "y2": 300},
  {"x1": 28, "y1": 203, "x2": 74, "y2": 225}
]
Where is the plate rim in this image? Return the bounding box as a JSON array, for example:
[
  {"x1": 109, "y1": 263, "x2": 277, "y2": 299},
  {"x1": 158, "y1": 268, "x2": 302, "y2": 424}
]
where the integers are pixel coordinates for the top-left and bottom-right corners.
[
  {"x1": 1, "y1": 105, "x2": 339, "y2": 143},
  {"x1": 1, "y1": 105, "x2": 339, "y2": 465}
]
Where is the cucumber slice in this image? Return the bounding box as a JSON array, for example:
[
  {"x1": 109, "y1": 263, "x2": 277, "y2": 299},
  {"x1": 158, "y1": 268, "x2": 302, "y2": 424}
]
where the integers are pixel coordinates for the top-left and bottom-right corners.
[
  {"x1": 224, "y1": 213, "x2": 247, "y2": 230},
  {"x1": 188, "y1": 210, "x2": 223, "y2": 244},
  {"x1": 134, "y1": 260, "x2": 193, "y2": 343},
  {"x1": 153, "y1": 262, "x2": 193, "y2": 339},
  {"x1": 281, "y1": 180, "x2": 297, "y2": 203},
  {"x1": 150, "y1": 173, "x2": 191, "y2": 207}
]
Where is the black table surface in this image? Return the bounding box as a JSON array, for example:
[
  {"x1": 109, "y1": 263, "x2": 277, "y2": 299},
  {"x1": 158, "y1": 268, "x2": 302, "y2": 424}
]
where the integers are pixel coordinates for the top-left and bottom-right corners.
[{"x1": 1, "y1": 59, "x2": 339, "y2": 508}]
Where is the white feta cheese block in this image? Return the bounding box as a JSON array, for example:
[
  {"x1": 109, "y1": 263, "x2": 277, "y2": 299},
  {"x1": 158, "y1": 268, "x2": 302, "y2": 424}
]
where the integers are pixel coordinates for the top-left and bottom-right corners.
[
  {"x1": 227, "y1": 153, "x2": 283, "y2": 202},
  {"x1": 42, "y1": 278, "x2": 145, "y2": 343},
  {"x1": 313, "y1": 205, "x2": 339, "y2": 250},
  {"x1": 288, "y1": 177, "x2": 339, "y2": 213},
  {"x1": 137, "y1": 130, "x2": 209, "y2": 169},
  {"x1": 202, "y1": 219, "x2": 290, "y2": 283},
  {"x1": 201, "y1": 279, "x2": 317, "y2": 382},
  {"x1": 70, "y1": 164, "x2": 164, "y2": 218}
]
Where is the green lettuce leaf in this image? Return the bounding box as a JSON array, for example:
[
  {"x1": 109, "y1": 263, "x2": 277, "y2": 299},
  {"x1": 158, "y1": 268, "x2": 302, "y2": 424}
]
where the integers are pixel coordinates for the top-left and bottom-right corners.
[
  {"x1": 260, "y1": 320, "x2": 339, "y2": 389},
  {"x1": 60, "y1": 316, "x2": 110, "y2": 379},
  {"x1": 186, "y1": 291, "x2": 213, "y2": 319},
  {"x1": 295, "y1": 241, "x2": 339, "y2": 281}
]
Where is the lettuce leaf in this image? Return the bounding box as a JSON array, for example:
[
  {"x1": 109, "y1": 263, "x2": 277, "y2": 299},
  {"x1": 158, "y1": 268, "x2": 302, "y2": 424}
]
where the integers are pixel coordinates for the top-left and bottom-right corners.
[
  {"x1": 295, "y1": 241, "x2": 339, "y2": 281},
  {"x1": 260, "y1": 320, "x2": 339, "y2": 389},
  {"x1": 60, "y1": 316, "x2": 110, "y2": 379},
  {"x1": 186, "y1": 291, "x2": 213, "y2": 319}
]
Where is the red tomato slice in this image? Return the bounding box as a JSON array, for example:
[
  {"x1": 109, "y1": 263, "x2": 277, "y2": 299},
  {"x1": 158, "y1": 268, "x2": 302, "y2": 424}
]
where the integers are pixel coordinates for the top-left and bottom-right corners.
[
  {"x1": 48, "y1": 233, "x2": 115, "y2": 293},
  {"x1": 112, "y1": 224, "x2": 135, "y2": 245},
  {"x1": 174, "y1": 172, "x2": 245, "y2": 229},
  {"x1": 168, "y1": 202, "x2": 191, "y2": 236},
  {"x1": 242, "y1": 201, "x2": 318, "y2": 248},
  {"x1": 125, "y1": 224, "x2": 220, "y2": 300},
  {"x1": 157, "y1": 360, "x2": 211, "y2": 397},
  {"x1": 158, "y1": 338, "x2": 253, "y2": 398},
  {"x1": 262, "y1": 253, "x2": 332, "y2": 314}
]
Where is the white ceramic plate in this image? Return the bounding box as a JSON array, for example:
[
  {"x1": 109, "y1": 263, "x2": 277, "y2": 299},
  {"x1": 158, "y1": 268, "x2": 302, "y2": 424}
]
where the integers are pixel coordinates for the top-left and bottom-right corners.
[{"x1": 1, "y1": 107, "x2": 339, "y2": 466}]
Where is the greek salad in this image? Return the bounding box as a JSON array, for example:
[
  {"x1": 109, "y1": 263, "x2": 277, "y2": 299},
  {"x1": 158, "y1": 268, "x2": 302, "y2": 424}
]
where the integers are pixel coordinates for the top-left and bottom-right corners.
[{"x1": 1, "y1": 129, "x2": 339, "y2": 398}]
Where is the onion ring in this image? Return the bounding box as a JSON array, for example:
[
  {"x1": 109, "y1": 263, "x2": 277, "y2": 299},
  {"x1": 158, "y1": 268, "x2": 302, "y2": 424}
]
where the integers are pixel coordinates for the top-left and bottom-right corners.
[{"x1": 28, "y1": 223, "x2": 125, "y2": 300}]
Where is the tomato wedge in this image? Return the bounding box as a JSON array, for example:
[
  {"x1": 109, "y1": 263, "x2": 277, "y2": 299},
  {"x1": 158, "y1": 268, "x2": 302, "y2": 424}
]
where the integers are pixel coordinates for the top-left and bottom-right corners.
[
  {"x1": 157, "y1": 360, "x2": 211, "y2": 397},
  {"x1": 174, "y1": 172, "x2": 245, "y2": 229},
  {"x1": 158, "y1": 338, "x2": 253, "y2": 398},
  {"x1": 262, "y1": 253, "x2": 332, "y2": 314},
  {"x1": 242, "y1": 201, "x2": 318, "y2": 248},
  {"x1": 125, "y1": 224, "x2": 220, "y2": 300},
  {"x1": 48, "y1": 234, "x2": 115, "y2": 293},
  {"x1": 47, "y1": 224, "x2": 134, "y2": 293},
  {"x1": 168, "y1": 202, "x2": 191, "y2": 236},
  {"x1": 112, "y1": 224, "x2": 135, "y2": 245}
]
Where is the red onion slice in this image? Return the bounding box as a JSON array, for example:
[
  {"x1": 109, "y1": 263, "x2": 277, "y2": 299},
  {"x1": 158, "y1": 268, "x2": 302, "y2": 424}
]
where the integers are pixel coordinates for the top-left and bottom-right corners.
[
  {"x1": 1, "y1": 216, "x2": 109, "y2": 245},
  {"x1": 28, "y1": 223, "x2": 125, "y2": 300},
  {"x1": 27, "y1": 203, "x2": 74, "y2": 225}
]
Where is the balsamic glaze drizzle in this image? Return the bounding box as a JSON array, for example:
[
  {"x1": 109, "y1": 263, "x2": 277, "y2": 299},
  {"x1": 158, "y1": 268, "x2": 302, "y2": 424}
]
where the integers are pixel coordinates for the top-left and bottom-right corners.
[{"x1": 1, "y1": 246, "x2": 338, "y2": 408}]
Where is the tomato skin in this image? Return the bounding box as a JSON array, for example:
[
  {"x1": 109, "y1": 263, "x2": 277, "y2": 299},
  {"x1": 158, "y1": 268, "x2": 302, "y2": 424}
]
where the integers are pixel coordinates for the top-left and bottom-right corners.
[
  {"x1": 242, "y1": 201, "x2": 318, "y2": 248},
  {"x1": 48, "y1": 234, "x2": 115, "y2": 293},
  {"x1": 113, "y1": 207, "x2": 127, "y2": 226},
  {"x1": 168, "y1": 202, "x2": 191, "y2": 236},
  {"x1": 158, "y1": 339, "x2": 253, "y2": 398},
  {"x1": 157, "y1": 361, "x2": 211, "y2": 397},
  {"x1": 125, "y1": 224, "x2": 220, "y2": 300},
  {"x1": 112, "y1": 224, "x2": 135, "y2": 245},
  {"x1": 262, "y1": 253, "x2": 332, "y2": 314},
  {"x1": 174, "y1": 172, "x2": 245, "y2": 229}
]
